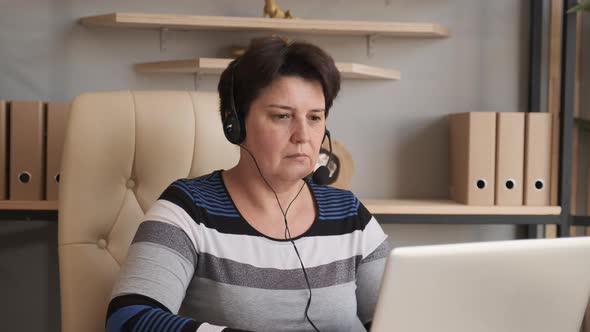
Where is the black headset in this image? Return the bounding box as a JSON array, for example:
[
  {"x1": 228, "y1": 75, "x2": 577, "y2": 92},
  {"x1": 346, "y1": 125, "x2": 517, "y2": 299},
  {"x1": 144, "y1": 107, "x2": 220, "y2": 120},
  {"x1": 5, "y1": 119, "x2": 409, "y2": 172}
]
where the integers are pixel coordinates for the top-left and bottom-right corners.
[{"x1": 221, "y1": 59, "x2": 333, "y2": 185}]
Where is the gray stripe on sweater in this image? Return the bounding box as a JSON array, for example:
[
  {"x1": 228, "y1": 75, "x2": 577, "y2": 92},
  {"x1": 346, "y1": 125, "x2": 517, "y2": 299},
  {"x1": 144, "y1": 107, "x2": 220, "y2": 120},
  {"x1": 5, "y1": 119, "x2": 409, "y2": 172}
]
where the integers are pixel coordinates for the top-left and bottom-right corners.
[
  {"x1": 132, "y1": 220, "x2": 198, "y2": 266},
  {"x1": 362, "y1": 239, "x2": 392, "y2": 264},
  {"x1": 111, "y1": 242, "x2": 195, "y2": 313},
  {"x1": 180, "y1": 277, "x2": 366, "y2": 332},
  {"x1": 196, "y1": 252, "x2": 360, "y2": 289}
]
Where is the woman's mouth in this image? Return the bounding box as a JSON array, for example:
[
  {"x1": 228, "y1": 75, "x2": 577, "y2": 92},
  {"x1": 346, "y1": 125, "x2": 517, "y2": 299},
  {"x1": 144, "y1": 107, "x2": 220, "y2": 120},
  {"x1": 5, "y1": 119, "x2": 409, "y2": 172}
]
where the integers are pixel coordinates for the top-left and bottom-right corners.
[{"x1": 286, "y1": 153, "x2": 309, "y2": 161}]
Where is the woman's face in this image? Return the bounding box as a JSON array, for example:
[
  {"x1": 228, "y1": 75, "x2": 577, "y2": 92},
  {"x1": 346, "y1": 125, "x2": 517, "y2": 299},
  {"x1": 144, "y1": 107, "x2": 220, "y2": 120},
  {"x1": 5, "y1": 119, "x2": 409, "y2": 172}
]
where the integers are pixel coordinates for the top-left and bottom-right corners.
[{"x1": 242, "y1": 76, "x2": 327, "y2": 183}]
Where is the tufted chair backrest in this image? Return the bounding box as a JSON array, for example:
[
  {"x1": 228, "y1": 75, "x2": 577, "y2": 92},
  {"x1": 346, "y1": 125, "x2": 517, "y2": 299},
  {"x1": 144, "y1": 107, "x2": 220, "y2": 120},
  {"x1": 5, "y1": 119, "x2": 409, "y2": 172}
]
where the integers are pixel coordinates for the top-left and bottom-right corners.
[{"x1": 57, "y1": 90, "x2": 239, "y2": 332}]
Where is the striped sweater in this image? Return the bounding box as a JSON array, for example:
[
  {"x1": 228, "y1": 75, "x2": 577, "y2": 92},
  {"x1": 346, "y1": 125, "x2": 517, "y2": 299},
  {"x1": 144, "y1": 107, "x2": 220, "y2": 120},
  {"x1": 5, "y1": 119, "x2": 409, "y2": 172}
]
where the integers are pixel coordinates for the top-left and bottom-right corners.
[{"x1": 106, "y1": 170, "x2": 391, "y2": 332}]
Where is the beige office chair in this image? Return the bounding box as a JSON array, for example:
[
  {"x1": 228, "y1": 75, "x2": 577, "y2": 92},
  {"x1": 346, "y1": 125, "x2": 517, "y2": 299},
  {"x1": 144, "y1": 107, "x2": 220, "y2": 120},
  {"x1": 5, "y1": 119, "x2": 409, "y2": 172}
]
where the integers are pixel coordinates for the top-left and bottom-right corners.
[{"x1": 57, "y1": 90, "x2": 239, "y2": 332}]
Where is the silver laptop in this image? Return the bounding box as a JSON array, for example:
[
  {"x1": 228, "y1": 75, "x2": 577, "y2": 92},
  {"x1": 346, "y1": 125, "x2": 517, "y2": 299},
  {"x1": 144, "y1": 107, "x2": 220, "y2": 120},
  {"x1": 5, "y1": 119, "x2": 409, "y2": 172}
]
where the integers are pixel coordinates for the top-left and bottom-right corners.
[{"x1": 371, "y1": 237, "x2": 590, "y2": 332}]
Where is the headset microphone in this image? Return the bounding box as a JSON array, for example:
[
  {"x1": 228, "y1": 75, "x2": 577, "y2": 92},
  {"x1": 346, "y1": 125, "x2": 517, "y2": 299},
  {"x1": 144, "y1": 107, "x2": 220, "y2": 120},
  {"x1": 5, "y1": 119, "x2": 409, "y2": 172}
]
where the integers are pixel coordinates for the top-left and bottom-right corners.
[{"x1": 312, "y1": 129, "x2": 333, "y2": 185}]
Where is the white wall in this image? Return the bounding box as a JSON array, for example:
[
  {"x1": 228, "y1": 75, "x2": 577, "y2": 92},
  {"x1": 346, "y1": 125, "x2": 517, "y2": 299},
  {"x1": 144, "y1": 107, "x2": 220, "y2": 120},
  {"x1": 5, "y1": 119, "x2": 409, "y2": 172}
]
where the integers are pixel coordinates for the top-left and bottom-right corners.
[{"x1": 1, "y1": 1, "x2": 566, "y2": 330}]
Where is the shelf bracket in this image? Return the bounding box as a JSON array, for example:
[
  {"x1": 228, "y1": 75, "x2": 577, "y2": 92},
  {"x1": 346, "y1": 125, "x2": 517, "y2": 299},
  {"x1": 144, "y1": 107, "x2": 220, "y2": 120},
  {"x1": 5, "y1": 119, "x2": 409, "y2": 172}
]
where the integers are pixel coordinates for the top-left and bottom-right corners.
[
  {"x1": 160, "y1": 28, "x2": 169, "y2": 52},
  {"x1": 366, "y1": 34, "x2": 379, "y2": 58},
  {"x1": 193, "y1": 73, "x2": 202, "y2": 90}
]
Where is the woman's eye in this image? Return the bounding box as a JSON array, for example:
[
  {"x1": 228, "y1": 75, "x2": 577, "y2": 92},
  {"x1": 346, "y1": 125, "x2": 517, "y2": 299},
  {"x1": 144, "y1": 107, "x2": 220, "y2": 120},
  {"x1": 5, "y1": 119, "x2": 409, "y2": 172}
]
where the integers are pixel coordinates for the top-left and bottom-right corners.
[
  {"x1": 310, "y1": 115, "x2": 322, "y2": 121},
  {"x1": 274, "y1": 114, "x2": 290, "y2": 120}
]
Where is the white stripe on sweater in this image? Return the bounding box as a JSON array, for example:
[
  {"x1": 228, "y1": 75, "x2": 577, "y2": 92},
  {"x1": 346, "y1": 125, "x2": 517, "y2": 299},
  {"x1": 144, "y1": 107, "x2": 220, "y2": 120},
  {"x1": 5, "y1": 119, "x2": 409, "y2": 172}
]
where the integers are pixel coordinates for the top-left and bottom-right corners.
[
  {"x1": 144, "y1": 199, "x2": 387, "y2": 270},
  {"x1": 196, "y1": 322, "x2": 227, "y2": 332}
]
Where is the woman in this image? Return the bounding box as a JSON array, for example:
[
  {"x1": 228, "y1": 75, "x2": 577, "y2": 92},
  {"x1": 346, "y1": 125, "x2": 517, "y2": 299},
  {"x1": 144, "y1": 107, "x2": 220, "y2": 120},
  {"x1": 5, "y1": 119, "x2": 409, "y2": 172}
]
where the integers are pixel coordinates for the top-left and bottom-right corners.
[{"x1": 106, "y1": 36, "x2": 391, "y2": 332}]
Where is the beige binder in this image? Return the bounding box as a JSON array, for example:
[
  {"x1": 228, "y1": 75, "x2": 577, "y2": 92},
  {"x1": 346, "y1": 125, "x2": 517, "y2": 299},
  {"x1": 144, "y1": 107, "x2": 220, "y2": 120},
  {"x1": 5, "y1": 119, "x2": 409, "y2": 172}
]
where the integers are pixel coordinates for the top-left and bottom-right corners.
[
  {"x1": 0, "y1": 101, "x2": 7, "y2": 200},
  {"x1": 495, "y1": 112, "x2": 525, "y2": 206},
  {"x1": 10, "y1": 100, "x2": 45, "y2": 200},
  {"x1": 524, "y1": 113, "x2": 552, "y2": 205},
  {"x1": 449, "y1": 112, "x2": 496, "y2": 205},
  {"x1": 46, "y1": 102, "x2": 70, "y2": 201}
]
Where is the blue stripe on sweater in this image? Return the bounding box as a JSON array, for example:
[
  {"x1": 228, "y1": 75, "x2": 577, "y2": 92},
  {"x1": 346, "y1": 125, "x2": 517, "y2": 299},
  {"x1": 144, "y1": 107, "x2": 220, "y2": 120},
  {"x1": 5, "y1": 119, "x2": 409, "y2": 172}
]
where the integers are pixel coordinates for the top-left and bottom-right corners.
[
  {"x1": 171, "y1": 317, "x2": 192, "y2": 332},
  {"x1": 108, "y1": 305, "x2": 196, "y2": 332},
  {"x1": 144, "y1": 310, "x2": 166, "y2": 331},
  {"x1": 148, "y1": 310, "x2": 169, "y2": 332},
  {"x1": 171, "y1": 183, "x2": 240, "y2": 218},
  {"x1": 173, "y1": 177, "x2": 240, "y2": 218},
  {"x1": 309, "y1": 183, "x2": 361, "y2": 220},
  {"x1": 106, "y1": 305, "x2": 151, "y2": 332},
  {"x1": 160, "y1": 315, "x2": 181, "y2": 331},
  {"x1": 132, "y1": 308, "x2": 160, "y2": 332}
]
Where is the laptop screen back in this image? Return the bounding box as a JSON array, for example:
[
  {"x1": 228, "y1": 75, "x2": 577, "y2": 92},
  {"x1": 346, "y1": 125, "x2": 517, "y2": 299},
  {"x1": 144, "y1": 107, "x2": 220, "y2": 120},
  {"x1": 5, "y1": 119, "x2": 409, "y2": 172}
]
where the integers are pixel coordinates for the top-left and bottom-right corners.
[{"x1": 371, "y1": 237, "x2": 590, "y2": 332}]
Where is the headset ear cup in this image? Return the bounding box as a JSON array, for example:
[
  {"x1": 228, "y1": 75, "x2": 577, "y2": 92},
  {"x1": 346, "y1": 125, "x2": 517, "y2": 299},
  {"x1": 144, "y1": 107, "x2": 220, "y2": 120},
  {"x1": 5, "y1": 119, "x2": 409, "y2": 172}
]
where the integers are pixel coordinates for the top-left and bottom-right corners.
[
  {"x1": 237, "y1": 111, "x2": 246, "y2": 143},
  {"x1": 223, "y1": 111, "x2": 242, "y2": 145},
  {"x1": 222, "y1": 59, "x2": 246, "y2": 145}
]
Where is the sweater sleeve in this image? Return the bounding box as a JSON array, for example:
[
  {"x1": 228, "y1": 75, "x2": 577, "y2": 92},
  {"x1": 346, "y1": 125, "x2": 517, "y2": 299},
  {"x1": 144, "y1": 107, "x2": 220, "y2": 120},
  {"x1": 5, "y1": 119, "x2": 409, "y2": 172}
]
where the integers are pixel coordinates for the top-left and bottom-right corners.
[
  {"x1": 105, "y1": 181, "x2": 247, "y2": 332},
  {"x1": 354, "y1": 202, "x2": 392, "y2": 327}
]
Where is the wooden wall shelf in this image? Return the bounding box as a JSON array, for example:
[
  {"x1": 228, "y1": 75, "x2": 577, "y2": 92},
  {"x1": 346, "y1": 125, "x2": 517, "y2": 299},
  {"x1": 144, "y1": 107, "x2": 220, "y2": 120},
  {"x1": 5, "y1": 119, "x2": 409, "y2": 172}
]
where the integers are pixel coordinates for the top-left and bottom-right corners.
[
  {"x1": 0, "y1": 200, "x2": 58, "y2": 211},
  {"x1": 362, "y1": 199, "x2": 561, "y2": 216},
  {"x1": 79, "y1": 12, "x2": 449, "y2": 38},
  {"x1": 0, "y1": 199, "x2": 561, "y2": 218},
  {"x1": 135, "y1": 57, "x2": 401, "y2": 80}
]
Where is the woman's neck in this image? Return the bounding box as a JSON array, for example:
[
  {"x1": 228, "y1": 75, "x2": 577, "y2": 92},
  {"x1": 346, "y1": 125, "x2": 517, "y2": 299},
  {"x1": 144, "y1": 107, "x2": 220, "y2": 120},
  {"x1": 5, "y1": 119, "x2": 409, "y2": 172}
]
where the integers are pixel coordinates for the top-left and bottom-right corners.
[{"x1": 223, "y1": 159, "x2": 306, "y2": 211}]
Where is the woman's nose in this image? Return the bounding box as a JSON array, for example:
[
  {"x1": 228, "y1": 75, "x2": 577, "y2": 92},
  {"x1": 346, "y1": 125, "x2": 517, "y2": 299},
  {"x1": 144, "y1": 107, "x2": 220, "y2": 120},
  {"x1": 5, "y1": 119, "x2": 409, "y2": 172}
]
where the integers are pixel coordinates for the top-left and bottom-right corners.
[{"x1": 291, "y1": 118, "x2": 310, "y2": 143}]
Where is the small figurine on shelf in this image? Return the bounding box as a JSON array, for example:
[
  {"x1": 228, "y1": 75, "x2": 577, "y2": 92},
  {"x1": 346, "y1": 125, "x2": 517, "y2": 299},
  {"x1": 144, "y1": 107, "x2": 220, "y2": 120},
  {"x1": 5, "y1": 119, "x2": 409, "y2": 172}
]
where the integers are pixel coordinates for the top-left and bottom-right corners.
[
  {"x1": 229, "y1": 46, "x2": 246, "y2": 58},
  {"x1": 263, "y1": 0, "x2": 295, "y2": 19}
]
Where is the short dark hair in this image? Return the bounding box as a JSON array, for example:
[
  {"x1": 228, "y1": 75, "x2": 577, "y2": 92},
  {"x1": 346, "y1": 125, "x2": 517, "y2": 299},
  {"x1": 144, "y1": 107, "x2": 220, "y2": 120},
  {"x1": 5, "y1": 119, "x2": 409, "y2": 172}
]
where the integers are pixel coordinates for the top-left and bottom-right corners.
[{"x1": 218, "y1": 36, "x2": 341, "y2": 124}]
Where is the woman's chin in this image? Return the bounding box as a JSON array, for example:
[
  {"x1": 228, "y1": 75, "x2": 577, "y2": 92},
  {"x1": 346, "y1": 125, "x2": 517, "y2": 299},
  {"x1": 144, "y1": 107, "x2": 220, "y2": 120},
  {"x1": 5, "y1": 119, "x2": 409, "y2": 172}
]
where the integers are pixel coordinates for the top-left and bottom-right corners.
[{"x1": 279, "y1": 164, "x2": 313, "y2": 181}]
